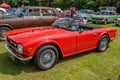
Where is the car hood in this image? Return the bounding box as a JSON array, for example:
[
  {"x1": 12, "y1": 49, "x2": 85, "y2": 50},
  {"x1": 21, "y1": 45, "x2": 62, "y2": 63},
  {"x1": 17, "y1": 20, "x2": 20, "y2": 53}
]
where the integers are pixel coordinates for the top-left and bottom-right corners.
[{"x1": 6, "y1": 26, "x2": 72, "y2": 44}]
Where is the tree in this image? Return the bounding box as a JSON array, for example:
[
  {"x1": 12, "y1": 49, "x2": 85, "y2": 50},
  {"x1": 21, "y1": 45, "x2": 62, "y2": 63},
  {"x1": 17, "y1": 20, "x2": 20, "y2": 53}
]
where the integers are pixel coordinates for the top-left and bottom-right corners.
[{"x1": 0, "y1": 0, "x2": 120, "y2": 13}]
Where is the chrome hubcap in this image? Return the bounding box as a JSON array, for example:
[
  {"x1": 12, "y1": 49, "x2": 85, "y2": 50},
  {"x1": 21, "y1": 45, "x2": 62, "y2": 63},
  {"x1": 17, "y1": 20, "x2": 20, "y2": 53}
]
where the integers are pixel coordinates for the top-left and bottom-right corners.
[
  {"x1": 100, "y1": 38, "x2": 107, "y2": 51},
  {"x1": 40, "y1": 49, "x2": 55, "y2": 68}
]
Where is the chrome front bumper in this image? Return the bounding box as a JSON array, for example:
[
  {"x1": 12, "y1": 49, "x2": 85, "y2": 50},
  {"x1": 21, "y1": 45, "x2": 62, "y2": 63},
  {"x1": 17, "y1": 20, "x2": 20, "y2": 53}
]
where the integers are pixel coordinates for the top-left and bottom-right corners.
[{"x1": 4, "y1": 43, "x2": 32, "y2": 61}]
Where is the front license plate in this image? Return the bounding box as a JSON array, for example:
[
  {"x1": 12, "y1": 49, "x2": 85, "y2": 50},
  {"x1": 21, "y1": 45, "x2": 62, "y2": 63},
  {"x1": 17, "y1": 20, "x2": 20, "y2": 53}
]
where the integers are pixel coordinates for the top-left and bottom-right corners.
[{"x1": 8, "y1": 53, "x2": 15, "y2": 61}]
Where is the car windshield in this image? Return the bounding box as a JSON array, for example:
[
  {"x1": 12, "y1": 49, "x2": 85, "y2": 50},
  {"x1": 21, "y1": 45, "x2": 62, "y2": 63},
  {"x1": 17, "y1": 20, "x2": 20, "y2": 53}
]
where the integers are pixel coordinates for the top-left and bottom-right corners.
[
  {"x1": 13, "y1": 7, "x2": 27, "y2": 17},
  {"x1": 2, "y1": 9, "x2": 16, "y2": 16},
  {"x1": 52, "y1": 18, "x2": 74, "y2": 28},
  {"x1": 78, "y1": 10, "x2": 94, "y2": 14},
  {"x1": 99, "y1": 11, "x2": 109, "y2": 15},
  {"x1": 52, "y1": 18, "x2": 80, "y2": 31}
]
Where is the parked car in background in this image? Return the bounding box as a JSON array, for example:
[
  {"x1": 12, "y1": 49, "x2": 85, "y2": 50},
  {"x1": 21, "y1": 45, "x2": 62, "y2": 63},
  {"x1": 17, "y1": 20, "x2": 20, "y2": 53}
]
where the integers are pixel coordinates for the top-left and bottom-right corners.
[
  {"x1": 115, "y1": 18, "x2": 120, "y2": 26},
  {"x1": 5, "y1": 17, "x2": 117, "y2": 70},
  {"x1": 0, "y1": 7, "x2": 6, "y2": 15},
  {"x1": 0, "y1": 6, "x2": 60, "y2": 40},
  {"x1": 4, "y1": 8, "x2": 16, "y2": 16},
  {"x1": 92, "y1": 10, "x2": 118, "y2": 24},
  {"x1": 76, "y1": 10, "x2": 95, "y2": 21},
  {"x1": 99, "y1": 6, "x2": 116, "y2": 11}
]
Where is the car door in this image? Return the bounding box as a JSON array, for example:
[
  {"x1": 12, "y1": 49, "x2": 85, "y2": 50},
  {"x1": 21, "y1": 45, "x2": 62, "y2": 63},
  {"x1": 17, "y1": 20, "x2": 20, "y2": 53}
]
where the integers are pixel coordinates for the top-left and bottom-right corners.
[
  {"x1": 109, "y1": 12, "x2": 114, "y2": 22},
  {"x1": 87, "y1": 11, "x2": 95, "y2": 20},
  {"x1": 76, "y1": 30, "x2": 98, "y2": 52},
  {"x1": 105, "y1": 11, "x2": 111, "y2": 22},
  {"x1": 5, "y1": 17, "x2": 24, "y2": 29},
  {"x1": 112, "y1": 12, "x2": 117, "y2": 21},
  {"x1": 24, "y1": 8, "x2": 42, "y2": 28},
  {"x1": 108, "y1": 12, "x2": 117, "y2": 22},
  {"x1": 41, "y1": 8, "x2": 58, "y2": 26}
]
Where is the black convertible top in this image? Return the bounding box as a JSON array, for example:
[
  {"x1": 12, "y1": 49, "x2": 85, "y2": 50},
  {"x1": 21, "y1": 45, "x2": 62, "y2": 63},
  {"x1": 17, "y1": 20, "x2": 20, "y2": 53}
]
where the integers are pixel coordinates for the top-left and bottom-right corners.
[
  {"x1": 53, "y1": 17, "x2": 102, "y2": 31},
  {"x1": 79, "y1": 24, "x2": 102, "y2": 29}
]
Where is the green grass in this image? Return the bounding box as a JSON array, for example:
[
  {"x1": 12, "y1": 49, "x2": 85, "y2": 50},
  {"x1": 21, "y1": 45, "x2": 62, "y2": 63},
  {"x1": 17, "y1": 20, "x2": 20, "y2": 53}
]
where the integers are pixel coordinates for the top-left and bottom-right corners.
[{"x1": 0, "y1": 23, "x2": 120, "y2": 80}]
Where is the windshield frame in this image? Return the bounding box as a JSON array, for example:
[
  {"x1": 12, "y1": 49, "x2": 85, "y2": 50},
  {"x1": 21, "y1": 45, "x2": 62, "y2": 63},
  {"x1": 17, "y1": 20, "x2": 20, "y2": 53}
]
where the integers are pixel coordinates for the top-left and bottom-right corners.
[
  {"x1": 99, "y1": 11, "x2": 109, "y2": 15},
  {"x1": 52, "y1": 18, "x2": 80, "y2": 31}
]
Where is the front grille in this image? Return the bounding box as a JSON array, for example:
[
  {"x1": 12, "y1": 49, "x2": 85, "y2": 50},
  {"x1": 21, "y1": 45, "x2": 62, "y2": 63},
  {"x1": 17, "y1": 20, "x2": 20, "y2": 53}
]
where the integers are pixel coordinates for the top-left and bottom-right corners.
[
  {"x1": 7, "y1": 37, "x2": 18, "y2": 53},
  {"x1": 7, "y1": 38, "x2": 17, "y2": 48}
]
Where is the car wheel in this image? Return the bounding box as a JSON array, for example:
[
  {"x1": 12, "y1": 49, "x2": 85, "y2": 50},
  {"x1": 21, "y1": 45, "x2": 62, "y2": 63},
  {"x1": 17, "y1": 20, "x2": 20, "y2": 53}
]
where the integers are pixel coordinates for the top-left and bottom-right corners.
[
  {"x1": 96, "y1": 35, "x2": 109, "y2": 52},
  {"x1": 104, "y1": 20, "x2": 107, "y2": 24},
  {"x1": 0, "y1": 27, "x2": 11, "y2": 41},
  {"x1": 34, "y1": 45, "x2": 59, "y2": 70}
]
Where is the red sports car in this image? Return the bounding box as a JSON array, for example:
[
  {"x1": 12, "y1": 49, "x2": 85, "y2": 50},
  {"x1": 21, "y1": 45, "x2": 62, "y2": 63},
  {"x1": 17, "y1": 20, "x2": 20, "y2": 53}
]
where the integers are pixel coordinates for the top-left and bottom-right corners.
[{"x1": 5, "y1": 17, "x2": 117, "y2": 70}]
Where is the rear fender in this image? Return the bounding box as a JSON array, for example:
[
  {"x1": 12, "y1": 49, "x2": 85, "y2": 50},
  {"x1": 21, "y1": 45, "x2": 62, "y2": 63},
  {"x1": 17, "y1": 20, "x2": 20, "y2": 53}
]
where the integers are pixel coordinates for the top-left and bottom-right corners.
[{"x1": 97, "y1": 32, "x2": 110, "y2": 45}]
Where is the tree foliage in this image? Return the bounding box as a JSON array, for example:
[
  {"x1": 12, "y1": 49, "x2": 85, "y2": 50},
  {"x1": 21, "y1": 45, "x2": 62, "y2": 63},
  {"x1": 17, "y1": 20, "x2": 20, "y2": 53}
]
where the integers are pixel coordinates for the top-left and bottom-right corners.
[{"x1": 0, "y1": 0, "x2": 120, "y2": 13}]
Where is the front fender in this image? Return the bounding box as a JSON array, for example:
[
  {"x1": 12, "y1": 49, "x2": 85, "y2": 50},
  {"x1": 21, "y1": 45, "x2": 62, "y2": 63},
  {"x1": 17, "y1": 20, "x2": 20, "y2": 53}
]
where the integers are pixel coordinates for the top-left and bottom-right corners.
[{"x1": 23, "y1": 38, "x2": 63, "y2": 58}]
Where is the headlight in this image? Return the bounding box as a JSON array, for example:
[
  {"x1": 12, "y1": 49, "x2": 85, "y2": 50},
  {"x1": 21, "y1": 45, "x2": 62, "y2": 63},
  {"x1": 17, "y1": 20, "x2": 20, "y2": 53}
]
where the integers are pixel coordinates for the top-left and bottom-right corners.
[{"x1": 17, "y1": 43, "x2": 23, "y2": 54}]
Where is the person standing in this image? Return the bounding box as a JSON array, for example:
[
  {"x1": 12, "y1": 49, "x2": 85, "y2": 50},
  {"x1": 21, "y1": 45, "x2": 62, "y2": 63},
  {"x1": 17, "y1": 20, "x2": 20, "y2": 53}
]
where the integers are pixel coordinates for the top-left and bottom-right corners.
[{"x1": 71, "y1": 7, "x2": 76, "y2": 17}]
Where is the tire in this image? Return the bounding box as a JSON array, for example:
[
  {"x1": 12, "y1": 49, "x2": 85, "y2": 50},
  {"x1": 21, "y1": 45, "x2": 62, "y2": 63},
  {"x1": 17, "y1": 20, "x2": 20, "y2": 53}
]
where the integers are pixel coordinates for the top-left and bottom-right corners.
[
  {"x1": 96, "y1": 35, "x2": 109, "y2": 52},
  {"x1": 34, "y1": 45, "x2": 59, "y2": 70},
  {"x1": 0, "y1": 27, "x2": 11, "y2": 41}
]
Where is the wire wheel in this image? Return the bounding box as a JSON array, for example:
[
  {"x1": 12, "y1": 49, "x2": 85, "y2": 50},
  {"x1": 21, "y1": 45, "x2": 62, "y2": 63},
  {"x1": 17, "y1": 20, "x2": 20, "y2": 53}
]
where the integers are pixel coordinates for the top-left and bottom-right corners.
[
  {"x1": 96, "y1": 35, "x2": 109, "y2": 52},
  {"x1": 0, "y1": 27, "x2": 11, "y2": 40},
  {"x1": 34, "y1": 45, "x2": 59, "y2": 70}
]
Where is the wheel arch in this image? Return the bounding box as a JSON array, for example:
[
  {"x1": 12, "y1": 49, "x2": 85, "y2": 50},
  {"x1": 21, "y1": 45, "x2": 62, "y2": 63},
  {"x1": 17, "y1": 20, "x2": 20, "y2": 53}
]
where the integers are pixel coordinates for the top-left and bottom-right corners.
[
  {"x1": 33, "y1": 42, "x2": 63, "y2": 59},
  {"x1": 103, "y1": 33, "x2": 110, "y2": 42},
  {"x1": 96, "y1": 33, "x2": 110, "y2": 52},
  {"x1": 97, "y1": 33, "x2": 110, "y2": 46},
  {"x1": 0, "y1": 24, "x2": 14, "y2": 30}
]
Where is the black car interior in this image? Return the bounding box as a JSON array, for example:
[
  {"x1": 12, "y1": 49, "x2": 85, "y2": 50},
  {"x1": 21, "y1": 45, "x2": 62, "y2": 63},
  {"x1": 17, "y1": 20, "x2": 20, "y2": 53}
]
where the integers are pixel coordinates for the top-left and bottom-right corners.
[{"x1": 68, "y1": 24, "x2": 101, "y2": 31}]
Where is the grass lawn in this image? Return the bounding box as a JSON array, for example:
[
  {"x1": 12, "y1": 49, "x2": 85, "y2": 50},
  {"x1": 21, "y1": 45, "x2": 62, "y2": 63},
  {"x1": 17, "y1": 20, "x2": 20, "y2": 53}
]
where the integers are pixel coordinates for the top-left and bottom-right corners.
[{"x1": 0, "y1": 23, "x2": 120, "y2": 80}]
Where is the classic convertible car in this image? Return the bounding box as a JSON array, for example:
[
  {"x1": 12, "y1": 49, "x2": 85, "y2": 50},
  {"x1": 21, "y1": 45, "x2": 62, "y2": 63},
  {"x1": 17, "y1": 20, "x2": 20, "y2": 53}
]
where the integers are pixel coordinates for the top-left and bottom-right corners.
[{"x1": 5, "y1": 17, "x2": 117, "y2": 70}]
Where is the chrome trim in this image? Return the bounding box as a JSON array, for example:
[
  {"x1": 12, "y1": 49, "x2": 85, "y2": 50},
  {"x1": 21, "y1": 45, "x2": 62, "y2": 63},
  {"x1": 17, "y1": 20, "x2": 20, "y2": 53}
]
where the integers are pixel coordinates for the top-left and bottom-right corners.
[{"x1": 4, "y1": 43, "x2": 32, "y2": 61}]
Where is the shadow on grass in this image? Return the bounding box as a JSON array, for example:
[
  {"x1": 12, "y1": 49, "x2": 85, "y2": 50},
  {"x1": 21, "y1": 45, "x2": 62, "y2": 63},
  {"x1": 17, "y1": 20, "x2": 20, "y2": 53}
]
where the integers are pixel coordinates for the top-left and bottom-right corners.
[
  {"x1": 58, "y1": 50, "x2": 97, "y2": 63},
  {"x1": 0, "y1": 50, "x2": 97, "y2": 75},
  {"x1": 0, "y1": 52, "x2": 39, "y2": 75}
]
